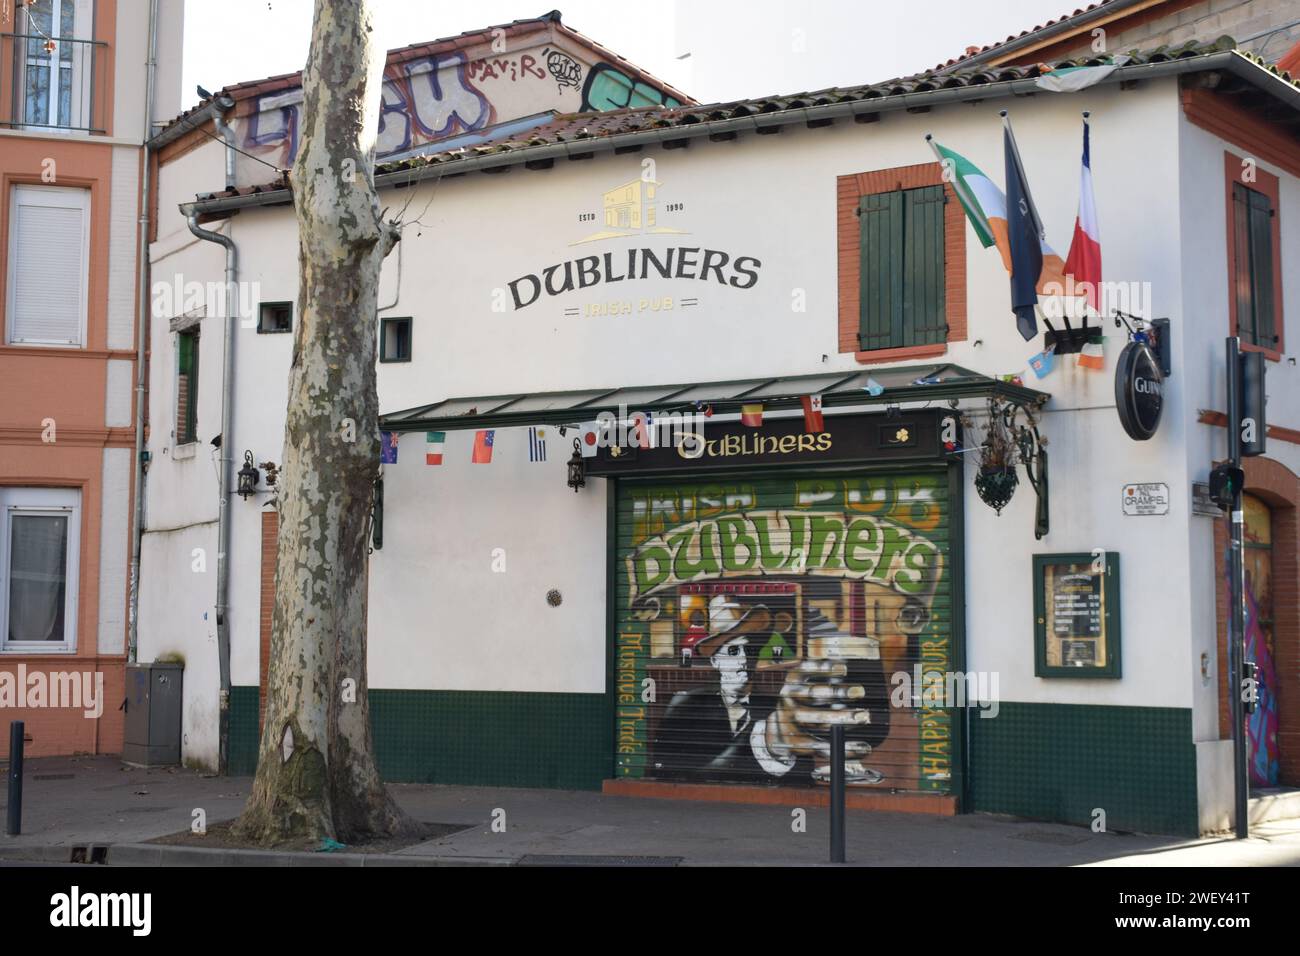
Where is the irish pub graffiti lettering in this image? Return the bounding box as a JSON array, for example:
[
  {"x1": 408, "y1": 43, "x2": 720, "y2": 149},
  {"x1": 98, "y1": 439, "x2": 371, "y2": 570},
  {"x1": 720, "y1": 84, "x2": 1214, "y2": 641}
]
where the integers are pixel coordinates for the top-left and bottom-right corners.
[{"x1": 627, "y1": 510, "x2": 942, "y2": 605}]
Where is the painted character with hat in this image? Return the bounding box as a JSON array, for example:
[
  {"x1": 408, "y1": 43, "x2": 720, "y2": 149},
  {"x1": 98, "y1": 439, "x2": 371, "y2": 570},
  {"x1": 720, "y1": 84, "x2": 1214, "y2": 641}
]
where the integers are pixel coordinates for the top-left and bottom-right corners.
[
  {"x1": 653, "y1": 597, "x2": 891, "y2": 784},
  {"x1": 653, "y1": 596, "x2": 794, "y2": 780}
]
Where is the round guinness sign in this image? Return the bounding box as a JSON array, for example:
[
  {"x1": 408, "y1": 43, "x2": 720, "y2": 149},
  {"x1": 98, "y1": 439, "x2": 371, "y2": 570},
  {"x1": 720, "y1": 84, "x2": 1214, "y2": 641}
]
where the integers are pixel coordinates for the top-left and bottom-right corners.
[{"x1": 1115, "y1": 341, "x2": 1164, "y2": 441}]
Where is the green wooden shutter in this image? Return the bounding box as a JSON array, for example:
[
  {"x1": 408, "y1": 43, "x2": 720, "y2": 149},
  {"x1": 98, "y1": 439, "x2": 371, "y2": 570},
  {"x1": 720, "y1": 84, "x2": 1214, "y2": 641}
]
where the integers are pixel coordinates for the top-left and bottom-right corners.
[
  {"x1": 858, "y1": 186, "x2": 945, "y2": 351},
  {"x1": 1246, "y1": 187, "x2": 1276, "y2": 348},
  {"x1": 1232, "y1": 184, "x2": 1257, "y2": 345},
  {"x1": 858, "y1": 191, "x2": 903, "y2": 351},
  {"x1": 904, "y1": 185, "x2": 946, "y2": 347},
  {"x1": 1233, "y1": 183, "x2": 1277, "y2": 349},
  {"x1": 177, "y1": 331, "x2": 198, "y2": 443}
]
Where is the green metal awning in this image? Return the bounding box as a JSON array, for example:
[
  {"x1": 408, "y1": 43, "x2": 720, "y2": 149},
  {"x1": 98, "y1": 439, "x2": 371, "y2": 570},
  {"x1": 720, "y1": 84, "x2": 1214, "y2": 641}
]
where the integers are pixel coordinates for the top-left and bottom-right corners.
[{"x1": 379, "y1": 363, "x2": 1047, "y2": 432}]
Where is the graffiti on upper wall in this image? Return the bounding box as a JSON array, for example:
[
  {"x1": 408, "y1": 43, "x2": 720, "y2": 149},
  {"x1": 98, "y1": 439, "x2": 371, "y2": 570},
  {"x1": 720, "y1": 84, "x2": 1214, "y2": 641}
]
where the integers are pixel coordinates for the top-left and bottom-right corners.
[
  {"x1": 465, "y1": 54, "x2": 548, "y2": 84},
  {"x1": 615, "y1": 474, "x2": 953, "y2": 792},
  {"x1": 237, "y1": 49, "x2": 677, "y2": 171},
  {"x1": 243, "y1": 52, "x2": 493, "y2": 166},
  {"x1": 376, "y1": 53, "x2": 494, "y2": 157},
  {"x1": 544, "y1": 48, "x2": 583, "y2": 92},
  {"x1": 581, "y1": 62, "x2": 683, "y2": 111}
]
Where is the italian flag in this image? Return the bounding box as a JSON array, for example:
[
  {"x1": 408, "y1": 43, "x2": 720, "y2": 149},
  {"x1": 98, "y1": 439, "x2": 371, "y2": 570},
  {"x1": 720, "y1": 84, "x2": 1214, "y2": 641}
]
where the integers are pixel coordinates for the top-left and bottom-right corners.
[
  {"x1": 1064, "y1": 116, "x2": 1102, "y2": 312},
  {"x1": 425, "y1": 431, "x2": 445, "y2": 465},
  {"x1": 927, "y1": 135, "x2": 1079, "y2": 296}
]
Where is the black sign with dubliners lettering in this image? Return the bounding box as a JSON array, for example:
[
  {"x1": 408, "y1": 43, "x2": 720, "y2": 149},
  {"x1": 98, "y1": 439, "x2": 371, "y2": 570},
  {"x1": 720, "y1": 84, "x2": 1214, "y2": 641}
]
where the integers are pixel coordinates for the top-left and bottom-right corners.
[{"x1": 584, "y1": 410, "x2": 954, "y2": 476}]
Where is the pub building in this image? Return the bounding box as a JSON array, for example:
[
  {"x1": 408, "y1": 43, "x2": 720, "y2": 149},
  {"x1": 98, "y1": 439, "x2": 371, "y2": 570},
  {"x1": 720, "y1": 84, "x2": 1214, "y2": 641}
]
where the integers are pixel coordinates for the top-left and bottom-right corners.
[{"x1": 133, "y1": 29, "x2": 1300, "y2": 838}]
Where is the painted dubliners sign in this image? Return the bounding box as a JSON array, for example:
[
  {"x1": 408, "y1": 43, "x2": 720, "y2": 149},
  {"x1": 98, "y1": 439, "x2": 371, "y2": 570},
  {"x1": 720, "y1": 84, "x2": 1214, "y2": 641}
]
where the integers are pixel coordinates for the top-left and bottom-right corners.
[{"x1": 506, "y1": 246, "x2": 762, "y2": 310}]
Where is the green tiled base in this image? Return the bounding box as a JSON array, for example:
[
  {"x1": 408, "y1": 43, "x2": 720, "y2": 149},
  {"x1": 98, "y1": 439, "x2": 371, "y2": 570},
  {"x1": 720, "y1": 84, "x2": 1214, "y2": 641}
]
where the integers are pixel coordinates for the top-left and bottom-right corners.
[
  {"x1": 228, "y1": 685, "x2": 261, "y2": 777},
  {"x1": 969, "y1": 701, "x2": 1197, "y2": 836},
  {"x1": 226, "y1": 686, "x2": 609, "y2": 789},
  {"x1": 371, "y1": 689, "x2": 608, "y2": 788}
]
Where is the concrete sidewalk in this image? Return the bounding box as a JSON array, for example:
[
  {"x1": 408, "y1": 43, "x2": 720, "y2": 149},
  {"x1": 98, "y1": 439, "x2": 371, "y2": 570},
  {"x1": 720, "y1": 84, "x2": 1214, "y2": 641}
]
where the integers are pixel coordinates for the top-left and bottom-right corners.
[{"x1": 2, "y1": 756, "x2": 1298, "y2": 866}]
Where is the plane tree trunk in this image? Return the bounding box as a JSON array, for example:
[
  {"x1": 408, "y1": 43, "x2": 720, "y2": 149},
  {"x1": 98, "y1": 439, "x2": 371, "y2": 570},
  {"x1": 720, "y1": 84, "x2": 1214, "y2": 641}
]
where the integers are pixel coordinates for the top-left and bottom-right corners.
[{"x1": 234, "y1": 0, "x2": 410, "y2": 845}]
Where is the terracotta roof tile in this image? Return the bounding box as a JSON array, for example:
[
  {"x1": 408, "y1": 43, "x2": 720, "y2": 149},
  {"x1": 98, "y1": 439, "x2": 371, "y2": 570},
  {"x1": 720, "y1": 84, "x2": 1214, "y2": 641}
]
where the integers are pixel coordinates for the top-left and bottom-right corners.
[{"x1": 193, "y1": 37, "x2": 1296, "y2": 205}]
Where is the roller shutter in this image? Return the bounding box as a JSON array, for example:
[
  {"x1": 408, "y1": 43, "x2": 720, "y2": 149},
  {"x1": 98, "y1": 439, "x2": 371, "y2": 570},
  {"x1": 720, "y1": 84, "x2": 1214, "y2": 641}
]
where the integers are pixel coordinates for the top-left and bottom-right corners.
[{"x1": 614, "y1": 470, "x2": 956, "y2": 795}]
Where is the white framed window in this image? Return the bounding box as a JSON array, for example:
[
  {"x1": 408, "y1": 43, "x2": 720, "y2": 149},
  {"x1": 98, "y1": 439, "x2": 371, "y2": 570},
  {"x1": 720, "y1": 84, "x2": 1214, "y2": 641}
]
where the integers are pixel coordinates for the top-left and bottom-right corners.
[
  {"x1": 5, "y1": 184, "x2": 90, "y2": 348},
  {"x1": 17, "y1": 0, "x2": 96, "y2": 132},
  {"x1": 0, "y1": 487, "x2": 80, "y2": 653}
]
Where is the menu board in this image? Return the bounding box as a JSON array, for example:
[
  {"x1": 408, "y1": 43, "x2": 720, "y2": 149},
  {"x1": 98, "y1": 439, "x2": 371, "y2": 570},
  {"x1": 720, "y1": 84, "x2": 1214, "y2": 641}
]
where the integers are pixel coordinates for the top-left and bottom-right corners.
[{"x1": 1034, "y1": 554, "x2": 1119, "y2": 677}]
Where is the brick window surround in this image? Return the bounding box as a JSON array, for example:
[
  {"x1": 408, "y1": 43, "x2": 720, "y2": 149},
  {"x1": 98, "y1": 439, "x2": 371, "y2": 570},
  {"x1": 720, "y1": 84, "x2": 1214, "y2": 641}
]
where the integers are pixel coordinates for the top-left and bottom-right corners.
[
  {"x1": 837, "y1": 162, "x2": 967, "y2": 364},
  {"x1": 1212, "y1": 456, "x2": 1299, "y2": 787},
  {"x1": 259, "y1": 509, "x2": 278, "y2": 733},
  {"x1": 1223, "y1": 150, "x2": 1284, "y2": 361}
]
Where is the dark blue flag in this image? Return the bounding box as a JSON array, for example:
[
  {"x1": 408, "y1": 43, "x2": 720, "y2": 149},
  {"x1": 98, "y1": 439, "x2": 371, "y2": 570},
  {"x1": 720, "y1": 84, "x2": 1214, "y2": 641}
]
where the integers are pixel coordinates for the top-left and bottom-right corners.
[{"x1": 1004, "y1": 116, "x2": 1044, "y2": 341}]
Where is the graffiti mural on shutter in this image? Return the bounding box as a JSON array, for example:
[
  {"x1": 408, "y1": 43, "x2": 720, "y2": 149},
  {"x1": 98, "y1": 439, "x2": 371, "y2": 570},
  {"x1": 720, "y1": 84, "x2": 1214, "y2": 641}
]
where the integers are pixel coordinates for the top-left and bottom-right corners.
[{"x1": 614, "y1": 471, "x2": 955, "y2": 794}]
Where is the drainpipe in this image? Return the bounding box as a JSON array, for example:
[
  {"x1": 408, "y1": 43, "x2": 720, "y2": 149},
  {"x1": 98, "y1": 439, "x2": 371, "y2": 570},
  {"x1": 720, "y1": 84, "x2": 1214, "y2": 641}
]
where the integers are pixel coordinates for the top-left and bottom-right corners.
[
  {"x1": 186, "y1": 211, "x2": 237, "y2": 777},
  {"x1": 213, "y1": 97, "x2": 237, "y2": 190},
  {"x1": 127, "y1": 0, "x2": 160, "y2": 664}
]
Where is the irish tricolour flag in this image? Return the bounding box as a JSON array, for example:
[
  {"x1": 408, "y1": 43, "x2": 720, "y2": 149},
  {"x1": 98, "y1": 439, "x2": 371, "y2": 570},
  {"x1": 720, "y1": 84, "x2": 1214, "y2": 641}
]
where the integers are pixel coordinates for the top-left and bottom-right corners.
[{"x1": 926, "y1": 135, "x2": 1077, "y2": 297}]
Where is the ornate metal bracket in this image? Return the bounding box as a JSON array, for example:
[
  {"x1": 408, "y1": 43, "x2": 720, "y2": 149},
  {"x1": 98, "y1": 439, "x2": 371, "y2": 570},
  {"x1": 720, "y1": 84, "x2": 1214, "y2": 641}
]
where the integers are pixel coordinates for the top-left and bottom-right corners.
[{"x1": 1001, "y1": 400, "x2": 1049, "y2": 540}]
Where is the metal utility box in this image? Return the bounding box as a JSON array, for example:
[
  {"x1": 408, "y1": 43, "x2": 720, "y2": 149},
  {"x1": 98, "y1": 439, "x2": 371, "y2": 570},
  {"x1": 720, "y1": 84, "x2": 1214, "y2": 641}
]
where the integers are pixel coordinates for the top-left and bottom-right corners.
[{"x1": 121, "y1": 662, "x2": 183, "y2": 766}]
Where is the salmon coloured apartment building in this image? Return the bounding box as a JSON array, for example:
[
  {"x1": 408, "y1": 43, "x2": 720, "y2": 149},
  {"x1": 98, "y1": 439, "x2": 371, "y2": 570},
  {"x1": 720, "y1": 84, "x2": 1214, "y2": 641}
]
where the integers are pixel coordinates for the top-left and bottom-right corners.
[{"x1": 0, "y1": 0, "x2": 181, "y2": 757}]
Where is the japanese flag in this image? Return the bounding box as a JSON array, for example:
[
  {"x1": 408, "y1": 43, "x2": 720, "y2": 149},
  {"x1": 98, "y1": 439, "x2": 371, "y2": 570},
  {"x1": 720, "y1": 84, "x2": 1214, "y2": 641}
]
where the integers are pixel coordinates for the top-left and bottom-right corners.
[{"x1": 578, "y1": 422, "x2": 603, "y2": 458}]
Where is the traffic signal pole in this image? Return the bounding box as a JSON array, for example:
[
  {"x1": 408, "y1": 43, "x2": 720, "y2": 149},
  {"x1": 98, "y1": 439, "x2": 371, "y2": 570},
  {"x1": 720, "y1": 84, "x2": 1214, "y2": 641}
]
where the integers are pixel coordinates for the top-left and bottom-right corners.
[{"x1": 1225, "y1": 337, "x2": 1249, "y2": 839}]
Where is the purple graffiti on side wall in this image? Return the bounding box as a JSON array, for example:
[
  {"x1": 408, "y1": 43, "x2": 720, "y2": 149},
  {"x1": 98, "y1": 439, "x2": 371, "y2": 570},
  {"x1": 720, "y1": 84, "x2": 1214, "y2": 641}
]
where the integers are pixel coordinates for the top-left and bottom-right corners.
[
  {"x1": 242, "y1": 52, "x2": 495, "y2": 167},
  {"x1": 377, "y1": 52, "x2": 493, "y2": 157},
  {"x1": 1244, "y1": 576, "x2": 1279, "y2": 787}
]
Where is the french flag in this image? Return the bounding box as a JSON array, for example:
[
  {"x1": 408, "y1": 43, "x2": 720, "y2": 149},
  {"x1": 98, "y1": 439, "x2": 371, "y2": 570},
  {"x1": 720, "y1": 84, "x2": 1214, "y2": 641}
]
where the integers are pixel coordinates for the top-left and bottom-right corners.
[{"x1": 1064, "y1": 115, "x2": 1102, "y2": 312}]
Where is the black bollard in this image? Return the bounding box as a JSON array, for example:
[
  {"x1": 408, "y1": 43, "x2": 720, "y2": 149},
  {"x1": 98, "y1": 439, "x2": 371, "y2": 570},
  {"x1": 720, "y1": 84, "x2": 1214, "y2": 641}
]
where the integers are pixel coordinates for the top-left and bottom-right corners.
[
  {"x1": 6, "y1": 721, "x2": 23, "y2": 836},
  {"x1": 830, "y1": 723, "x2": 845, "y2": 863}
]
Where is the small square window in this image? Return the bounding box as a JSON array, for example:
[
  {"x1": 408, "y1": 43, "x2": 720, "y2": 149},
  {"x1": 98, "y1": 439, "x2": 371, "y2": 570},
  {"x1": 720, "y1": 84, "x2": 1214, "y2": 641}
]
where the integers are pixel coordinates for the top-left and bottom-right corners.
[
  {"x1": 258, "y1": 301, "x2": 293, "y2": 334},
  {"x1": 380, "y1": 317, "x2": 412, "y2": 363}
]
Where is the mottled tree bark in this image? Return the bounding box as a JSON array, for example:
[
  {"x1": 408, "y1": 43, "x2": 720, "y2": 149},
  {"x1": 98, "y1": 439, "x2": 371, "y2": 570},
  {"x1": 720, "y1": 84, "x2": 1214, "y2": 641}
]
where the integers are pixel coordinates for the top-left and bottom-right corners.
[{"x1": 234, "y1": 0, "x2": 410, "y2": 844}]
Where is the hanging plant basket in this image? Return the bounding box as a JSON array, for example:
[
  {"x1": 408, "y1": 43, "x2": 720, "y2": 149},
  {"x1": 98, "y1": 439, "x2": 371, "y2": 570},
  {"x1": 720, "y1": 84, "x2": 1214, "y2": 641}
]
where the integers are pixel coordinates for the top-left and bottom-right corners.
[
  {"x1": 975, "y1": 464, "x2": 1019, "y2": 514},
  {"x1": 972, "y1": 398, "x2": 1020, "y2": 515}
]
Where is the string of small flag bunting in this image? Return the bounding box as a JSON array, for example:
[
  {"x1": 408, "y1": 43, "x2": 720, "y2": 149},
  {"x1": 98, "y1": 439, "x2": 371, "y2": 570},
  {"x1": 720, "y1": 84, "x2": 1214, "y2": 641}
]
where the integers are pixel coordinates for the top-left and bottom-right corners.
[{"x1": 374, "y1": 374, "x2": 951, "y2": 465}]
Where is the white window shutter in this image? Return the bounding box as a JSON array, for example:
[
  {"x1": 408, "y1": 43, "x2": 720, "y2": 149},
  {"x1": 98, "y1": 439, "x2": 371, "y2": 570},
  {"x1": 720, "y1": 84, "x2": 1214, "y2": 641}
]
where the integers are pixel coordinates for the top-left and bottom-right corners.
[{"x1": 6, "y1": 185, "x2": 89, "y2": 347}]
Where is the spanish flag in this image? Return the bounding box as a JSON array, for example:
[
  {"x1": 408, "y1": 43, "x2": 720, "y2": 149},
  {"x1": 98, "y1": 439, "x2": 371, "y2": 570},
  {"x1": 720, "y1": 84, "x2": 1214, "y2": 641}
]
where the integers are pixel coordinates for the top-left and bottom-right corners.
[{"x1": 740, "y1": 404, "x2": 764, "y2": 427}]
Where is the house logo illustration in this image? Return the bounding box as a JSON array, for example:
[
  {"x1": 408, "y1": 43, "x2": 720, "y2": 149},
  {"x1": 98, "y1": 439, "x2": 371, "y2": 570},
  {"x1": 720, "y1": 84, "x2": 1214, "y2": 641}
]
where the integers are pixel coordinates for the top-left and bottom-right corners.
[{"x1": 572, "y1": 175, "x2": 689, "y2": 245}]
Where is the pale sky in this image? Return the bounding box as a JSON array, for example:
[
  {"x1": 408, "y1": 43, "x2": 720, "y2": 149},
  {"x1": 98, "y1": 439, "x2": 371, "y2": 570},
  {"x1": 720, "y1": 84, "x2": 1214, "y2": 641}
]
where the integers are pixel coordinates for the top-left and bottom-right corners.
[{"x1": 181, "y1": 0, "x2": 1084, "y2": 111}]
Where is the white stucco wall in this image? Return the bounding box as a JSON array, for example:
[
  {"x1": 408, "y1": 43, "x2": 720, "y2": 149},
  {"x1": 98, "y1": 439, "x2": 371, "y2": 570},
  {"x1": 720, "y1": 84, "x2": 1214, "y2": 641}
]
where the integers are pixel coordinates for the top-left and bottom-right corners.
[
  {"x1": 1176, "y1": 109, "x2": 1300, "y2": 825},
  {"x1": 138, "y1": 73, "x2": 1300, "y2": 775}
]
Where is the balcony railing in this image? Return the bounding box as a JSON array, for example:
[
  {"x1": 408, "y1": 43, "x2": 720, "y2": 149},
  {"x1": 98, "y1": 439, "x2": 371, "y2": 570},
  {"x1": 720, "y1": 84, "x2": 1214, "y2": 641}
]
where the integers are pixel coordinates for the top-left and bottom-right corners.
[{"x1": 1, "y1": 33, "x2": 109, "y2": 134}]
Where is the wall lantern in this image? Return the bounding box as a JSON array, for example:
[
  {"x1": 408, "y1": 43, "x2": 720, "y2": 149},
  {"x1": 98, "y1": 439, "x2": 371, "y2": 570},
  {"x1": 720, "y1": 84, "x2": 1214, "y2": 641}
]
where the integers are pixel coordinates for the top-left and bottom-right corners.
[
  {"x1": 567, "y1": 439, "x2": 586, "y2": 493},
  {"x1": 237, "y1": 450, "x2": 260, "y2": 500}
]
